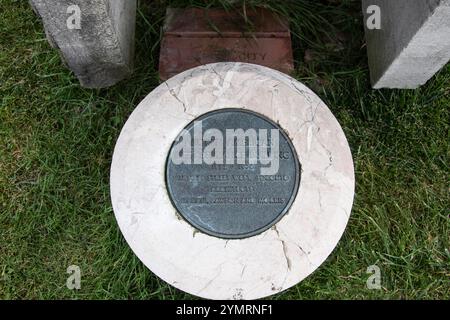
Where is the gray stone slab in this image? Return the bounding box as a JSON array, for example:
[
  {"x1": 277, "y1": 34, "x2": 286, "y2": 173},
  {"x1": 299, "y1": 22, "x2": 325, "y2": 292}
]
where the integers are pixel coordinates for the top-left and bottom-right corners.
[
  {"x1": 362, "y1": 0, "x2": 450, "y2": 89},
  {"x1": 30, "y1": 0, "x2": 136, "y2": 88}
]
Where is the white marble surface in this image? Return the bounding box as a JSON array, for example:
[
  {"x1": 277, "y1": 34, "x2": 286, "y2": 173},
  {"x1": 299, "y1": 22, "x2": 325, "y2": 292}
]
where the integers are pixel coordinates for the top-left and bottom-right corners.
[{"x1": 110, "y1": 63, "x2": 355, "y2": 300}]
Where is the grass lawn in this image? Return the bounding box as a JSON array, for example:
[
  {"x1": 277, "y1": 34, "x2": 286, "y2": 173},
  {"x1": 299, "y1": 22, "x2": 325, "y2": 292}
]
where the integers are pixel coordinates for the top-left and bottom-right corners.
[{"x1": 0, "y1": 0, "x2": 448, "y2": 299}]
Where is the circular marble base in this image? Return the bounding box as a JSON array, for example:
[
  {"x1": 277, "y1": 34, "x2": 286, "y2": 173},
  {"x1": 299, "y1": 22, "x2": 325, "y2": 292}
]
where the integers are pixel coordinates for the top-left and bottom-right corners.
[{"x1": 110, "y1": 63, "x2": 355, "y2": 300}]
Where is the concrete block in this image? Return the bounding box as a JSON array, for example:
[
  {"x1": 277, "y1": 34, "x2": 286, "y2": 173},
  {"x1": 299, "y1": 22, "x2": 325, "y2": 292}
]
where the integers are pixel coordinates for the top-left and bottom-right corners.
[
  {"x1": 30, "y1": 0, "x2": 137, "y2": 88},
  {"x1": 362, "y1": 0, "x2": 450, "y2": 89}
]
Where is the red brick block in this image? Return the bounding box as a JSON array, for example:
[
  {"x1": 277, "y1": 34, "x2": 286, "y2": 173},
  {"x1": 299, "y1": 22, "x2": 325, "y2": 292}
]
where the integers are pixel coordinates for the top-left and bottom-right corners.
[{"x1": 159, "y1": 7, "x2": 294, "y2": 80}]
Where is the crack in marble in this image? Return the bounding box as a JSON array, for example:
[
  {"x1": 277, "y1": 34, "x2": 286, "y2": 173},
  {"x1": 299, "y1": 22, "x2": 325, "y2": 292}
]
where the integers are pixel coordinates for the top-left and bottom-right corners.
[
  {"x1": 293, "y1": 242, "x2": 315, "y2": 268},
  {"x1": 210, "y1": 66, "x2": 224, "y2": 82},
  {"x1": 240, "y1": 265, "x2": 246, "y2": 278},
  {"x1": 290, "y1": 80, "x2": 315, "y2": 105},
  {"x1": 212, "y1": 63, "x2": 239, "y2": 97},
  {"x1": 275, "y1": 226, "x2": 316, "y2": 268},
  {"x1": 273, "y1": 226, "x2": 292, "y2": 271},
  {"x1": 316, "y1": 139, "x2": 334, "y2": 169},
  {"x1": 197, "y1": 263, "x2": 225, "y2": 294},
  {"x1": 291, "y1": 101, "x2": 321, "y2": 143},
  {"x1": 164, "y1": 82, "x2": 196, "y2": 118},
  {"x1": 281, "y1": 240, "x2": 292, "y2": 271}
]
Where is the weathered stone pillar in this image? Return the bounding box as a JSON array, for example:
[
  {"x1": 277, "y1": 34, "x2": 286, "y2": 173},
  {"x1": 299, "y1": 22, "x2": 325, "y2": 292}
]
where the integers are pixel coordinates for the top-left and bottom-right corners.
[
  {"x1": 30, "y1": 0, "x2": 137, "y2": 88},
  {"x1": 362, "y1": 0, "x2": 450, "y2": 89}
]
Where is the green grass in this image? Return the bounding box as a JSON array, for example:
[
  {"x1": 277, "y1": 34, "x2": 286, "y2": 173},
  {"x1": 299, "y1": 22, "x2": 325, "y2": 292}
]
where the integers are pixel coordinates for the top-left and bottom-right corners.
[{"x1": 0, "y1": 0, "x2": 449, "y2": 299}]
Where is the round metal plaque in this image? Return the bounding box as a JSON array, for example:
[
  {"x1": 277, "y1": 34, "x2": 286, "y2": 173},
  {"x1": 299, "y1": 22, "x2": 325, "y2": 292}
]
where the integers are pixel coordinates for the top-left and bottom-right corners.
[{"x1": 166, "y1": 109, "x2": 300, "y2": 239}]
